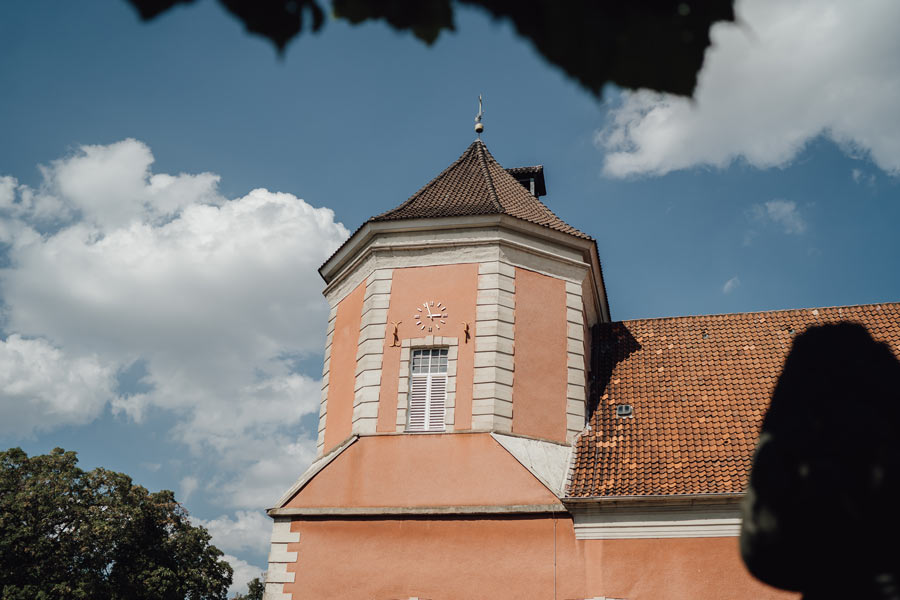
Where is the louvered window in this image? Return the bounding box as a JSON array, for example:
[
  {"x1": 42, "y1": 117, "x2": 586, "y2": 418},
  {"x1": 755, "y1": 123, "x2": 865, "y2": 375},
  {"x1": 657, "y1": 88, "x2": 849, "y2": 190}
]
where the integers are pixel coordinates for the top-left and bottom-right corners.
[{"x1": 407, "y1": 348, "x2": 448, "y2": 432}]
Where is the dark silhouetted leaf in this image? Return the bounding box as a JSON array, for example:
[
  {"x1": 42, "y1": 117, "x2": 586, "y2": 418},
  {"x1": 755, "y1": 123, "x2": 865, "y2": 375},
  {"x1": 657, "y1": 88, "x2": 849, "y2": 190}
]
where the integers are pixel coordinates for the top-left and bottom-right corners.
[{"x1": 125, "y1": 0, "x2": 735, "y2": 97}]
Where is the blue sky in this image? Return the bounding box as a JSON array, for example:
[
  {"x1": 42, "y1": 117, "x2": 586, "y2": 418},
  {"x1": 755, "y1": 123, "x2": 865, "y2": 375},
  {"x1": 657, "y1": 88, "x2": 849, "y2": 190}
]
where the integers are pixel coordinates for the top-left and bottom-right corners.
[{"x1": 2, "y1": 0, "x2": 900, "y2": 594}]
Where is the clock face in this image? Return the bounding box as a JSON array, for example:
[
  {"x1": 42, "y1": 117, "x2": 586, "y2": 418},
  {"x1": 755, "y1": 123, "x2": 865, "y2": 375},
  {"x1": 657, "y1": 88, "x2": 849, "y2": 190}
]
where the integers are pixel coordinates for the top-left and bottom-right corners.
[{"x1": 414, "y1": 300, "x2": 448, "y2": 331}]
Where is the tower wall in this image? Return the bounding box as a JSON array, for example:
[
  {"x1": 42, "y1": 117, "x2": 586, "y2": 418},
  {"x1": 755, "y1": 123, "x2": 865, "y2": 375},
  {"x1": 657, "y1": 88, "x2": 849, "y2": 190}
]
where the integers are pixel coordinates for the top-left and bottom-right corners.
[
  {"x1": 316, "y1": 222, "x2": 602, "y2": 455},
  {"x1": 511, "y1": 267, "x2": 569, "y2": 442}
]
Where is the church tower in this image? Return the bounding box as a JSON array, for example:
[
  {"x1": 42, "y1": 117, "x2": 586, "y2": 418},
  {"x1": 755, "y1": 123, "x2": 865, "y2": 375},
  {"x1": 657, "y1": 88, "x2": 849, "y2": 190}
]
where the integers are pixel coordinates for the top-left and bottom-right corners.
[
  {"x1": 313, "y1": 139, "x2": 610, "y2": 454},
  {"x1": 263, "y1": 138, "x2": 612, "y2": 600},
  {"x1": 262, "y1": 124, "x2": 847, "y2": 600}
]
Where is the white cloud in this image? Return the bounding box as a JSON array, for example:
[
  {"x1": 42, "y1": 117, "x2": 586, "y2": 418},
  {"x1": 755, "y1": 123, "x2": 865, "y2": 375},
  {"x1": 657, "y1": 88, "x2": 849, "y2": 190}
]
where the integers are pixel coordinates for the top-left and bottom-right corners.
[
  {"x1": 222, "y1": 554, "x2": 265, "y2": 599},
  {"x1": 0, "y1": 139, "x2": 349, "y2": 507},
  {"x1": 180, "y1": 475, "x2": 200, "y2": 503},
  {"x1": 599, "y1": 0, "x2": 900, "y2": 177},
  {"x1": 0, "y1": 334, "x2": 115, "y2": 435},
  {"x1": 723, "y1": 276, "x2": 741, "y2": 294},
  {"x1": 751, "y1": 199, "x2": 807, "y2": 234},
  {"x1": 0, "y1": 176, "x2": 15, "y2": 207},
  {"x1": 222, "y1": 439, "x2": 317, "y2": 509},
  {"x1": 192, "y1": 510, "x2": 271, "y2": 556},
  {"x1": 851, "y1": 168, "x2": 876, "y2": 186}
]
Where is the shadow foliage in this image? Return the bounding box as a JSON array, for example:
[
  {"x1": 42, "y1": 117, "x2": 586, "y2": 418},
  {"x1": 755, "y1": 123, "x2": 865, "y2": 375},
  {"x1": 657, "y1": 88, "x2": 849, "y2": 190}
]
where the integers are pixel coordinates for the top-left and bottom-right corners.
[
  {"x1": 740, "y1": 322, "x2": 900, "y2": 599},
  {"x1": 125, "y1": 0, "x2": 735, "y2": 98}
]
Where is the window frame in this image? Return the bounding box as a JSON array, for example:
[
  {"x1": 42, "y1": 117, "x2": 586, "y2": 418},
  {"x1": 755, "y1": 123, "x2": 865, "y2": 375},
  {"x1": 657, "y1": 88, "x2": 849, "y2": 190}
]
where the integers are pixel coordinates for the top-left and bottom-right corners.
[
  {"x1": 396, "y1": 337, "x2": 458, "y2": 433},
  {"x1": 407, "y1": 348, "x2": 448, "y2": 432}
]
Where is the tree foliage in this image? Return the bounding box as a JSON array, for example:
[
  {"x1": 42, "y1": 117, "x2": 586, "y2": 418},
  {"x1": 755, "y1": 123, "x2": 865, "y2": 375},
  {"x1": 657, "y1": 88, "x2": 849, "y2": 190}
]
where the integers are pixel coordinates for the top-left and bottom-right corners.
[
  {"x1": 0, "y1": 447, "x2": 232, "y2": 600},
  {"x1": 125, "y1": 0, "x2": 735, "y2": 98},
  {"x1": 231, "y1": 577, "x2": 264, "y2": 600}
]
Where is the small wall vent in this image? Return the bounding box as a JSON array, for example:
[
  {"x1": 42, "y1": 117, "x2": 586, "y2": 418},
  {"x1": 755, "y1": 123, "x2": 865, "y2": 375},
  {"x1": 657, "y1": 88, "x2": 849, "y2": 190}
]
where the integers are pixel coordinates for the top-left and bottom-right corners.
[{"x1": 615, "y1": 404, "x2": 633, "y2": 418}]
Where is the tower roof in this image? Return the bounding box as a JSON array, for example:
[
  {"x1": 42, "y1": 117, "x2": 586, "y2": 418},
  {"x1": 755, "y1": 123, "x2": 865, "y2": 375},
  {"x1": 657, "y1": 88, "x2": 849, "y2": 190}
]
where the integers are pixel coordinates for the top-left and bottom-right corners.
[{"x1": 371, "y1": 140, "x2": 589, "y2": 240}]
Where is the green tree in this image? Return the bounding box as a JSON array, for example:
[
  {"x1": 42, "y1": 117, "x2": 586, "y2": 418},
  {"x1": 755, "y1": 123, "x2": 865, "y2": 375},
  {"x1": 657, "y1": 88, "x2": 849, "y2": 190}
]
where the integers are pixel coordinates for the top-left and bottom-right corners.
[
  {"x1": 0, "y1": 447, "x2": 232, "y2": 600},
  {"x1": 231, "y1": 577, "x2": 264, "y2": 600}
]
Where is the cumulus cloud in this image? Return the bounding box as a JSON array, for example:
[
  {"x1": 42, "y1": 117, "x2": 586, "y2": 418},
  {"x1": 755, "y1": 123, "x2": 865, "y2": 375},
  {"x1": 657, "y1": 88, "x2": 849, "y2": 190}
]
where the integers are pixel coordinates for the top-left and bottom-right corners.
[
  {"x1": 851, "y1": 168, "x2": 876, "y2": 186},
  {"x1": 0, "y1": 139, "x2": 348, "y2": 506},
  {"x1": 223, "y1": 554, "x2": 265, "y2": 599},
  {"x1": 190, "y1": 511, "x2": 272, "y2": 598},
  {"x1": 192, "y1": 510, "x2": 271, "y2": 556},
  {"x1": 751, "y1": 199, "x2": 807, "y2": 234},
  {"x1": 723, "y1": 276, "x2": 741, "y2": 294},
  {"x1": 0, "y1": 335, "x2": 115, "y2": 435},
  {"x1": 599, "y1": 0, "x2": 900, "y2": 177},
  {"x1": 180, "y1": 475, "x2": 200, "y2": 503}
]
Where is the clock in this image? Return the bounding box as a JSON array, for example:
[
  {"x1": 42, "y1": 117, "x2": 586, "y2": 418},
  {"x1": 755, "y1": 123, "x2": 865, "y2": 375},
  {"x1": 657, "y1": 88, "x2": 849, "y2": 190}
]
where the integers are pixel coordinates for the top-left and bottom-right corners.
[{"x1": 414, "y1": 301, "x2": 448, "y2": 331}]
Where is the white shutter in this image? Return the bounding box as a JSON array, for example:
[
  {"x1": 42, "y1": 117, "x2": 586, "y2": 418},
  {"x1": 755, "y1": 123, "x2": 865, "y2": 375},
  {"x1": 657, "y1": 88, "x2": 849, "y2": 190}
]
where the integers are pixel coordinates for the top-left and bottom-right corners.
[
  {"x1": 408, "y1": 375, "x2": 428, "y2": 431},
  {"x1": 427, "y1": 374, "x2": 447, "y2": 431}
]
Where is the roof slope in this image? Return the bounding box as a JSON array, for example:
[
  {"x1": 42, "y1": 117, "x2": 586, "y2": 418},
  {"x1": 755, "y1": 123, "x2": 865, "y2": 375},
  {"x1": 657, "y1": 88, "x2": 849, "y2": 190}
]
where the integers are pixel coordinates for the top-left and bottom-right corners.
[
  {"x1": 371, "y1": 140, "x2": 589, "y2": 240},
  {"x1": 568, "y1": 302, "x2": 900, "y2": 498}
]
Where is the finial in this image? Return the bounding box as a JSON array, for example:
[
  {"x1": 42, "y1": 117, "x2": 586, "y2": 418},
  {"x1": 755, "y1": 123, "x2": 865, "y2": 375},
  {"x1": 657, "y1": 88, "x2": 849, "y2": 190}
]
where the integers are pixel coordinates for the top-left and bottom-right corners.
[{"x1": 474, "y1": 94, "x2": 484, "y2": 136}]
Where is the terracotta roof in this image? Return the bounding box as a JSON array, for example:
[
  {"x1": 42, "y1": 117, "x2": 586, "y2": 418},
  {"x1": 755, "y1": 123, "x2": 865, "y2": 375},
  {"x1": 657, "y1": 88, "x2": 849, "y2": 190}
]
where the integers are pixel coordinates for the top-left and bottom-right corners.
[
  {"x1": 371, "y1": 140, "x2": 589, "y2": 239},
  {"x1": 567, "y1": 302, "x2": 900, "y2": 498}
]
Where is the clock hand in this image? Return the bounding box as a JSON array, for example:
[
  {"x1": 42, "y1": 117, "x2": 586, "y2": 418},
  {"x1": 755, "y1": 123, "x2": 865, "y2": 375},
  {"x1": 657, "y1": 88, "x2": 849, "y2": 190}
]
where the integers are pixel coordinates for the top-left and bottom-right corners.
[{"x1": 424, "y1": 302, "x2": 434, "y2": 318}]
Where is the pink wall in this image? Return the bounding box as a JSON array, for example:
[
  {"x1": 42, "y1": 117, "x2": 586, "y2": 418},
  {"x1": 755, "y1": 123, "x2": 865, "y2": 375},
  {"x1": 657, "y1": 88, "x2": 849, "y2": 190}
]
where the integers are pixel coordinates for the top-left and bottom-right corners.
[
  {"x1": 323, "y1": 281, "x2": 366, "y2": 453},
  {"x1": 376, "y1": 264, "x2": 478, "y2": 433},
  {"x1": 281, "y1": 516, "x2": 796, "y2": 600},
  {"x1": 580, "y1": 536, "x2": 796, "y2": 600},
  {"x1": 285, "y1": 433, "x2": 559, "y2": 508},
  {"x1": 512, "y1": 268, "x2": 568, "y2": 442}
]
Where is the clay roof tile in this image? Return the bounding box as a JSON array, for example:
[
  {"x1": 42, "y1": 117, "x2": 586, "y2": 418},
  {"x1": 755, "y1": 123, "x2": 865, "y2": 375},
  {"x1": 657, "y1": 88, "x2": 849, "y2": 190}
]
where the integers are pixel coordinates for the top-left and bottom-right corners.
[
  {"x1": 567, "y1": 302, "x2": 900, "y2": 498},
  {"x1": 371, "y1": 140, "x2": 590, "y2": 240}
]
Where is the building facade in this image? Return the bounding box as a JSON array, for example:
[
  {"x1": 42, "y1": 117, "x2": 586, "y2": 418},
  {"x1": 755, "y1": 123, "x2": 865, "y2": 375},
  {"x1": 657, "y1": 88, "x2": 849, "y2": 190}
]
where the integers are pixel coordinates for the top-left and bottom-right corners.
[{"x1": 262, "y1": 139, "x2": 900, "y2": 600}]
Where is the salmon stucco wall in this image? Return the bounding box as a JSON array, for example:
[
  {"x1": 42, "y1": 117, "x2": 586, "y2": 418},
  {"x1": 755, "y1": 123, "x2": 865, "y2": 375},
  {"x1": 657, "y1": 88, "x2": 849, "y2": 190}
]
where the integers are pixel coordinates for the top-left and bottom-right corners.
[
  {"x1": 285, "y1": 433, "x2": 559, "y2": 508},
  {"x1": 581, "y1": 536, "x2": 797, "y2": 600},
  {"x1": 280, "y1": 515, "x2": 796, "y2": 600},
  {"x1": 512, "y1": 268, "x2": 568, "y2": 442},
  {"x1": 376, "y1": 263, "x2": 478, "y2": 433},
  {"x1": 323, "y1": 281, "x2": 366, "y2": 453}
]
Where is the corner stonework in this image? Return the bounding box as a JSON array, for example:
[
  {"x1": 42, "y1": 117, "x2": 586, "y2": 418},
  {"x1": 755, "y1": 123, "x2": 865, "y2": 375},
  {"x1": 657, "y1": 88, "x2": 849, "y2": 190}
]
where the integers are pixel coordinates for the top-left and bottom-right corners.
[
  {"x1": 262, "y1": 517, "x2": 299, "y2": 600},
  {"x1": 472, "y1": 261, "x2": 516, "y2": 432},
  {"x1": 565, "y1": 280, "x2": 588, "y2": 442},
  {"x1": 352, "y1": 268, "x2": 393, "y2": 435},
  {"x1": 315, "y1": 304, "x2": 338, "y2": 455}
]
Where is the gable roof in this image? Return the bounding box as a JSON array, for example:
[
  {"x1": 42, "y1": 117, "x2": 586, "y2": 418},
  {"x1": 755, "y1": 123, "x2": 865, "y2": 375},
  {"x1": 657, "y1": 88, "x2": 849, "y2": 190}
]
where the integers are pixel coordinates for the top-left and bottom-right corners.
[
  {"x1": 567, "y1": 302, "x2": 900, "y2": 499},
  {"x1": 371, "y1": 140, "x2": 589, "y2": 240}
]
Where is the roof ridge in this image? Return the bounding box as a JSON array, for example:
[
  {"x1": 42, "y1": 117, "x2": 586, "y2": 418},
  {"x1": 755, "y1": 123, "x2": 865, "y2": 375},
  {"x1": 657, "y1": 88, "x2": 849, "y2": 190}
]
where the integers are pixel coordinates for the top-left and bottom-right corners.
[
  {"x1": 367, "y1": 139, "x2": 592, "y2": 241},
  {"x1": 369, "y1": 142, "x2": 476, "y2": 222},
  {"x1": 614, "y1": 300, "x2": 900, "y2": 325},
  {"x1": 474, "y1": 140, "x2": 503, "y2": 213}
]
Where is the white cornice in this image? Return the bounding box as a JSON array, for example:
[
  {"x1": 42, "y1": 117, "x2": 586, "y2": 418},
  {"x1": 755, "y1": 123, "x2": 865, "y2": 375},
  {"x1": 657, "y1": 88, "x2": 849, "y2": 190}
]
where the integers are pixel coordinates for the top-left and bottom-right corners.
[
  {"x1": 567, "y1": 500, "x2": 743, "y2": 540},
  {"x1": 319, "y1": 215, "x2": 609, "y2": 322},
  {"x1": 267, "y1": 503, "x2": 567, "y2": 517}
]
